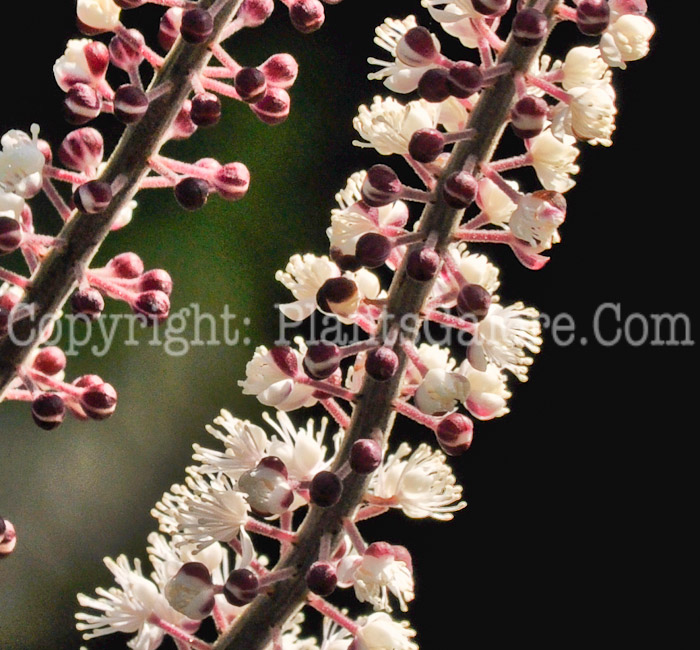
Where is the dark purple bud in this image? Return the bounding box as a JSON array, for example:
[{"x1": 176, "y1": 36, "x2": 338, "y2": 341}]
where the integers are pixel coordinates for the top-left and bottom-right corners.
[
  {"x1": 316, "y1": 277, "x2": 360, "y2": 318},
  {"x1": 456, "y1": 283, "x2": 491, "y2": 321},
  {"x1": 447, "y1": 61, "x2": 484, "y2": 98},
  {"x1": 133, "y1": 290, "x2": 170, "y2": 324},
  {"x1": 212, "y1": 162, "x2": 250, "y2": 201},
  {"x1": 435, "y1": 413, "x2": 474, "y2": 456},
  {"x1": 180, "y1": 8, "x2": 214, "y2": 44},
  {"x1": 355, "y1": 232, "x2": 392, "y2": 269},
  {"x1": 442, "y1": 170, "x2": 478, "y2": 209},
  {"x1": 0, "y1": 217, "x2": 22, "y2": 255},
  {"x1": 306, "y1": 562, "x2": 337, "y2": 596},
  {"x1": 270, "y1": 346, "x2": 300, "y2": 377},
  {"x1": 396, "y1": 27, "x2": 440, "y2": 67},
  {"x1": 417, "y1": 68, "x2": 451, "y2": 103},
  {"x1": 309, "y1": 470, "x2": 342, "y2": 508},
  {"x1": 139, "y1": 270, "x2": 173, "y2": 296},
  {"x1": 349, "y1": 438, "x2": 383, "y2": 474},
  {"x1": 408, "y1": 128, "x2": 445, "y2": 163},
  {"x1": 361, "y1": 165, "x2": 402, "y2": 208},
  {"x1": 472, "y1": 0, "x2": 510, "y2": 15},
  {"x1": 174, "y1": 177, "x2": 210, "y2": 211},
  {"x1": 407, "y1": 247, "x2": 441, "y2": 282},
  {"x1": 250, "y1": 87, "x2": 290, "y2": 125},
  {"x1": 365, "y1": 346, "x2": 399, "y2": 382},
  {"x1": 159, "y1": 8, "x2": 183, "y2": 51},
  {"x1": 71, "y1": 288, "x2": 105, "y2": 321},
  {"x1": 109, "y1": 29, "x2": 145, "y2": 70},
  {"x1": 73, "y1": 180, "x2": 112, "y2": 214},
  {"x1": 32, "y1": 347, "x2": 67, "y2": 377},
  {"x1": 64, "y1": 83, "x2": 102, "y2": 125},
  {"x1": 31, "y1": 393, "x2": 65, "y2": 431},
  {"x1": 512, "y1": 8, "x2": 548, "y2": 46},
  {"x1": 224, "y1": 568, "x2": 259, "y2": 606},
  {"x1": 510, "y1": 95, "x2": 548, "y2": 139},
  {"x1": 58, "y1": 127, "x2": 104, "y2": 174},
  {"x1": 80, "y1": 382, "x2": 118, "y2": 420},
  {"x1": 303, "y1": 342, "x2": 341, "y2": 380},
  {"x1": 113, "y1": 84, "x2": 149, "y2": 124},
  {"x1": 289, "y1": 0, "x2": 325, "y2": 33},
  {"x1": 235, "y1": 68, "x2": 267, "y2": 104},
  {"x1": 107, "y1": 252, "x2": 144, "y2": 279},
  {"x1": 191, "y1": 92, "x2": 222, "y2": 127},
  {"x1": 576, "y1": 0, "x2": 611, "y2": 35}
]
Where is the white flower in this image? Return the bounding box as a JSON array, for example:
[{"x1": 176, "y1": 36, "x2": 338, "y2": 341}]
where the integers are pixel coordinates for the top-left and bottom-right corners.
[
  {"x1": 353, "y1": 612, "x2": 418, "y2": 650},
  {"x1": 434, "y1": 243, "x2": 500, "y2": 303},
  {"x1": 320, "y1": 617, "x2": 353, "y2": 650},
  {"x1": 421, "y1": 0, "x2": 484, "y2": 49},
  {"x1": 54, "y1": 39, "x2": 100, "y2": 92},
  {"x1": 414, "y1": 367, "x2": 470, "y2": 415},
  {"x1": 552, "y1": 84, "x2": 617, "y2": 147},
  {"x1": 600, "y1": 14, "x2": 655, "y2": 69},
  {"x1": 470, "y1": 302, "x2": 542, "y2": 382},
  {"x1": 0, "y1": 125, "x2": 44, "y2": 197},
  {"x1": 77, "y1": 0, "x2": 121, "y2": 31},
  {"x1": 369, "y1": 442, "x2": 466, "y2": 520},
  {"x1": 562, "y1": 46, "x2": 611, "y2": 90},
  {"x1": 457, "y1": 361, "x2": 511, "y2": 420},
  {"x1": 476, "y1": 177, "x2": 519, "y2": 226},
  {"x1": 510, "y1": 192, "x2": 566, "y2": 252},
  {"x1": 528, "y1": 129, "x2": 580, "y2": 193},
  {"x1": 0, "y1": 190, "x2": 25, "y2": 220}
]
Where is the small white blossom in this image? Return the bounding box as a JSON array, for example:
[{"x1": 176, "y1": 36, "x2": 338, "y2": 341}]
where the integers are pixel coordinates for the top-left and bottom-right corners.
[
  {"x1": 77, "y1": 0, "x2": 121, "y2": 31},
  {"x1": 414, "y1": 367, "x2": 470, "y2": 416},
  {"x1": 0, "y1": 125, "x2": 44, "y2": 197},
  {"x1": 552, "y1": 84, "x2": 617, "y2": 147},
  {"x1": 457, "y1": 361, "x2": 512, "y2": 420},
  {"x1": 353, "y1": 612, "x2": 418, "y2": 650},
  {"x1": 600, "y1": 14, "x2": 655, "y2": 69},
  {"x1": 320, "y1": 617, "x2": 353, "y2": 650},
  {"x1": 434, "y1": 243, "x2": 501, "y2": 303},
  {"x1": 0, "y1": 190, "x2": 25, "y2": 220},
  {"x1": 528, "y1": 129, "x2": 580, "y2": 193},
  {"x1": 562, "y1": 46, "x2": 611, "y2": 90},
  {"x1": 510, "y1": 192, "x2": 566, "y2": 252},
  {"x1": 476, "y1": 177, "x2": 519, "y2": 226},
  {"x1": 54, "y1": 39, "x2": 99, "y2": 92},
  {"x1": 421, "y1": 0, "x2": 484, "y2": 48}
]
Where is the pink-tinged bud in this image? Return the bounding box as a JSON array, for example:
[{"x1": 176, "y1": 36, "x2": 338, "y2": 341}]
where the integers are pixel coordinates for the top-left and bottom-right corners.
[
  {"x1": 456, "y1": 283, "x2": 491, "y2": 321},
  {"x1": 250, "y1": 87, "x2": 290, "y2": 125},
  {"x1": 576, "y1": 0, "x2": 611, "y2": 35},
  {"x1": 73, "y1": 374, "x2": 104, "y2": 389},
  {"x1": 191, "y1": 92, "x2": 221, "y2": 127},
  {"x1": 355, "y1": 232, "x2": 392, "y2": 269},
  {"x1": 114, "y1": 0, "x2": 146, "y2": 8},
  {"x1": 259, "y1": 54, "x2": 298, "y2": 89},
  {"x1": 107, "y1": 252, "x2": 144, "y2": 278},
  {"x1": 316, "y1": 277, "x2": 360, "y2": 319},
  {"x1": 306, "y1": 562, "x2": 337, "y2": 596},
  {"x1": 80, "y1": 382, "x2": 118, "y2": 420},
  {"x1": 31, "y1": 393, "x2": 66, "y2": 431},
  {"x1": 133, "y1": 290, "x2": 170, "y2": 324},
  {"x1": 64, "y1": 83, "x2": 102, "y2": 125},
  {"x1": 238, "y1": 456, "x2": 294, "y2": 517},
  {"x1": 181, "y1": 8, "x2": 214, "y2": 44},
  {"x1": 224, "y1": 568, "x2": 259, "y2": 606},
  {"x1": 164, "y1": 562, "x2": 216, "y2": 620},
  {"x1": 83, "y1": 41, "x2": 110, "y2": 81},
  {"x1": 609, "y1": 0, "x2": 646, "y2": 15},
  {"x1": 309, "y1": 471, "x2": 342, "y2": 508},
  {"x1": 270, "y1": 346, "x2": 300, "y2": 377},
  {"x1": 109, "y1": 30, "x2": 145, "y2": 70},
  {"x1": 436, "y1": 413, "x2": 474, "y2": 456},
  {"x1": 408, "y1": 128, "x2": 445, "y2": 163},
  {"x1": 113, "y1": 84, "x2": 149, "y2": 124},
  {"x1": 159, "y1": 8, "x2": 183, "y2": 51},
  {"x1": 212, "y1": 162, "x2": 250, "y2": 201},
  {"x1": 33, "y1": 347, "x2": 67, "y2": 377},
  {"x1": 391, "y1": 544, "x2": 413, "y2": 573},
  {"x1": 447, "y1": 61, "x2": 483, "y2": 98},
  {"x1": 71, "y1": 287, "x2": 105, "y2": 321},
  {"x1": 139, "y1": 269, "x2": 173, "y2": 296},
  {"x1": 407, "y1": 247, "x2": 441, "y2": 282},
  {"x1": 36, "y1": 139, "x2": 52, "y2": 165},
  {"x1": 365, "y1": 346, "x2": 399, "y2": 382},
  {"x1": 174, "y1": 177, "x2": 210, "y2": 211},
  {"x1": 512, "y1": 8, "x2": 548, "y2": 46},
  {"x1": 362, "y1": 165, "x2": 401, "y2": 207},
  {"x1": 418, "y1": 68, "x2": 451, "y2": 103},
  {"x1": 0, "y1": 217, "x2": 22, "y2": 255},
  {"x1": 73, "y1": 180, "x2": 112, "y2": 214},
  {"x1": 303, "y1": 342, "x2": 341, "y2": 380},
  {"x1": 168, "y1": 100, "x2": 197, "y2": 140},
  {"x1": 443, "y1": 170, "x2": 478, "y2": 209},
  {"x1": 235, "y1": 67, "x2": 267, "y2": 104},
  {"x1": 239, "y1": 0, "x2": 275, "y2": 28},
  {"x1": 472, "y1": 0, "x2": 510, "y2": 15},
  {"x1": 58, "y1": 127, "x2": 104, "y2": 175},
  {"x1": 396, "y1": 27, "x2": 440, "y2": 67},
  {"x1": 0, "y1": 518, "x2": 17, "y2": 557},
  {"x1": 349, "y1": 439, "x2": 383, "y2": 474},
  {"x1": 510, "y1": 95, "x2": 548, "y2": 139},
  {"x1": 289, "y1": 0, "x2": 325, "y2": 34}
]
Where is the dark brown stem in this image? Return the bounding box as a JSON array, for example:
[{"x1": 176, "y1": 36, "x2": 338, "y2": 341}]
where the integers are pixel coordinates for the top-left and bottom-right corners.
[
  {"x1": 0, "y1": 0, "x2": 246, "y2": 401},
  {"x1": 212, "y1": 2, "x2": 562, "y2": 649}
]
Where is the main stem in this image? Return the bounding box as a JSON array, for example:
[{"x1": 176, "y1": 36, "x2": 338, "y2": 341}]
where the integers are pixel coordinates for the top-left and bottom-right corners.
[
  {"x1": 0, "y1": 0, "x2": 246, "y2": 401},
  {"x1": 213, "y1": 3, "x2": 562, "y2": 649}
]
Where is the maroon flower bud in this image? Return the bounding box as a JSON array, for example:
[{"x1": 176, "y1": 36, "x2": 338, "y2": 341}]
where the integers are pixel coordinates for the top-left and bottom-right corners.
[
  {"x1": 0, "y1": 217, "x2": 22, "y2": 255},
  {"x1": 73, "y1": 374, "x2": 104, "y2": 390},
  {"x1": 407, "y1": 247, "x2": 441, "y2": 282},
  {"x1": 250, "y1": 87, "x2": 290, "y2": 125},
  {"x1": 510, "y1": 95, "x2": 548, "y2": 139},
  {"x1": 258, "y1": 54, "x2": 298, "y2": 89},
  {"x1": 58, "y1": 127, "x2": 104, "y2": 174},
  {"x1": 32, "y1": 393, "x2": 66, "y2": 430},
  {"x1": 289, "y1": 0, "x2": 325, "y2": 34},
  {"x1": 268, "y1": 346, "x2": 299, "y2": 378},
  {"x1": 355, "y1": 232, "x2": 392, "y2": 269},
  {"x1": 224, "y1": 568, "x2": 259, "y2": 606},
  {"x1": 316, "y1": 277, "x2": 360, "y2": 318},
  {"x1": 349, "y1": 438, "x2": 383, "y2": 474},
  {"x1": 33, "y1": 347, "x2": 67, "y2": 377},
  {"x1": 417, "y1": 68, "x2": 451, "y2": 103},
  {"x1": 80, "y1": 382, "x2": 118, "y2": 420},
  {"x1": 164, "y1": 562, "x2": 215, "y2": 620},
  {"x1": 82, "y1": 41, "x2": 110, "y2": 80},
  {"x1": 108, "y1": 252, "x2": 144, "y2": 279},
  {"x1": 396, "y1": 27, "x2": 440, "y2": 67},
  {"x1": 174, "y1": 177, "x2": 210, "y2": 211},
  {"x1": 71, "y1": 287, "x2": 105, "y2": 321},
  {"x1": 447, "y1": 61, "x2": 484, "y2": 98},
  {"x1": 576, "y1": 0, "x2": 611, "y2": 36},
  {"x1": 303, "y1": 342, "x2": 341, "y2": 380},
  {"x1": 361, "y1": 165, "x2": 402, "y2": 207},
  {"x1": 235, "y1": 67, "x2": 267, "y2": 104},
  {"x1": 365, "y1": 346, "x2": 399, "y2": 382},
  {"x1": 512, "y1": 8, "x2": 548, "y2": 46},
  {"x1": 309, "y1": 470, "x2": 342, "y2": 508},
  {"x1": 306, "y1": 561, "x2": 337, "y2": 596},
  {"x1": 180, "y1": 8, "x2": 214, "y2": 44},
  {"x1": 456, "y1": 283, "x2": 491, "y2": 321},
  {"x1": 73, "y1": 180, "x2": 112, "y2": 214},
  {"x1": 133, "y1": 290, "x2": 170, "y2": 324},
  {"x1": 435, "y1": 413, "x2": 474, "y2": 456},
  {"x1": 109, "y1": 30, "x2": 145, "y2": 71},
  {"x1": 159, "y1": 8, "x2": 183, "y2": 51},
  {"x1": 0, "y1": 518, "x2": 17, "y2": 557},
  {"x1": 212, "y1": 162, "x2": 250, "y2": 201},
  {"x1": 239, "y1": 0, "x2": 275, "y2": 28},
  {"x1": 170, "y1": 100, "x2": 197, "y2": 140},
  {"x1": 443, "y1": 170, "x2": 478, "y2": 209},
  {"x1": 191, "y1": 92, "x2": 222, "y2": 127},
  {"x1": 64, "y1": 83, "x2": 102, "y2": 125},
  {"x1": 408, "y1": 128, "x2": 445, "y2": 163},
  {"x1": 139, "y1": 269, "x2": 173, "y2": 296},
  {"x1": 113, "y1": 84, "x2": 149, "y2": 124},
  {"x1": 114, "y1": 0, "x2": 146, "y2": 8},
  {"x1": 472, "y1": 0, "x2": 510, "y2": 15}
]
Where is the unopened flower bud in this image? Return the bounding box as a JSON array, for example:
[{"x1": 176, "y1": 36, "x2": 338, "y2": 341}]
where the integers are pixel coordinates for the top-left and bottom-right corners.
[
  {"x1": 270, "y1": 345, "x2": 300, "y2": 377},
  {"x1": 408, "y1": 128, "x2": 445, "y2": 163},
  {"x1": 316, "y1": 277, "x2": 360, "y2": 319},
  {"x1": 239, "y1": 0, "x2": 275, "y2": 28},
  {"x1": 417, "y1": 68, "x2": 451, "y2": 103},
  {"x1": 303, "y1": 342, "x2": 341, "y2": 380},
  {"x1": 212, "y1": 162, "x2": 250, "y2": 201},
  {"x1": 169, "y1": 100, "x2": 197, "y2": 140},
  {"x1": 512, "y1": 8, "x2": 548, "y2": 46},
  {"x1": 396, "y1": 27, "x2": 440, "y2": 67},
  {"x1": 33, "y1": 347, "x2": 67, "y2": 377},
  {"x1": 0, "y1": 217, "x2": 22, "y2": 255},
  {"x1": 174, "y1": 177, "x2": 210, "y2": 211},
  {"x1": 361, "y1": 165, "x2": 401, "y2": 207},
  {"x1": 58, "y1": 127, "x2": 104, "y2": 174},
  {"x1": 259, "y1": 54, "x2": 298, "y2": 89},
  {"x1": 349, "y1": 439, "x2": 383, "y2": 474},
  {"x1": 443, "y1": 170, "x2": 478, "y2": 209},
  {"x1": 576, "y1": 0, "x2": 610, "y2": 36},
  {"x1": 406, "y1": 247, "x2": 441, "y2": 282},
  {"x1": 365, "y1": 346, "x2": 399, "y2": 382},
  {"x1": 250, "y1": 87, "x2": 290, "y2": 125},
  {"x1": 159, "y1": 8, "x2": 183, "y2": 51},
  {"x1": 447, "y1": 61, "x2": 484, "y2": 98},
  {"x1": 472, "y1": 0, "x2": 510, "y2": 15},
  {"x1": 306, "y1": 561, "x2": 337, "y2": 596},
  {"x1": 510, "y1": 95, "x2": 548, "y2": 139},
  {"x1": 73, "y1": 180, "x2": 112, "y2": 214},
  {"x1": 80, "y1": 382, "x2": 118, "y2": 420},
  {"x1": 289, "y1": 0, "x2": 325, "y2": 34},
  {"x1": 107, "y1": 252, "x2": 144, "y2": 278},
  {"x1": 133, "y1": 290, "x2": 170, "y2": 324},
  {"x1": 180, "y1": 8, "x2": 214, "y2": 44},
  {"x1": 165, "y1": 562, "x2": 215, "y2": 620},
  {"x1": 456, "y1": 283, "x2": 491, "y2": 321},
  {"x1": 355, "y1": 232, "x2": 392, "y2": 269},
  {"x1": 238, "y1": 456, "x2": 294, "y2": 517},
  {"x1": 71, "y1": 287, "x2": 105, "y2": 320},
  {"x1": 139, "y1": 269, "x2": 173, "y2": 296},
  {"x1": 224, "y1": 568, "x2": 259, "y2": 606},
  {"x1": 109, "y1": 29, "x2": 145, "y2": 70},
  {"x1": 235, "y1": 68, "x2": 267, "y2": 104},
  {"x1": 64, "y1": 83, "x2": 102, "y2": 125},
  {"x1": 113, "y1": 84, "x2": 149, "y2": 124},
  {"x1": 191, "y1": 92, "x2": 222, "y2": 127},
  {"x1": 31, "y1": 393, "x2": 66, "y2": 430},
  {"x1": 0, "y1": 518, "x2": 17, "y2": 557},
  {"x1": 435, "y1": 413, "x2": 474, "y2": 456},
  {"x1": 309, "y1": 470, "x2": 342, "y2": 508}
]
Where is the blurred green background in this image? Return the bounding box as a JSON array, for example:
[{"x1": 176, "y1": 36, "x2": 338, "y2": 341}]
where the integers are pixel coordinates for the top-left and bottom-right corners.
[{"x1": 1, "y1": 3, "x2": 686, "y2": 649}]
